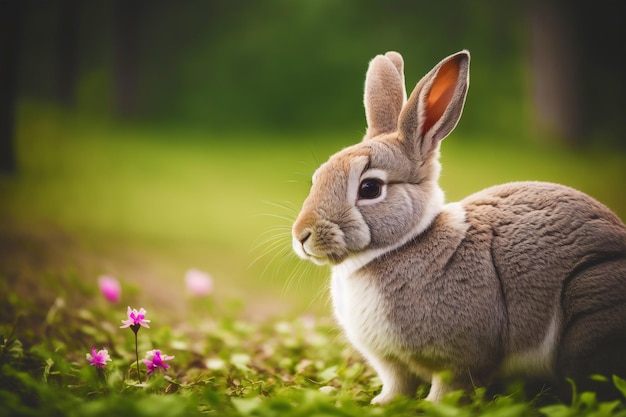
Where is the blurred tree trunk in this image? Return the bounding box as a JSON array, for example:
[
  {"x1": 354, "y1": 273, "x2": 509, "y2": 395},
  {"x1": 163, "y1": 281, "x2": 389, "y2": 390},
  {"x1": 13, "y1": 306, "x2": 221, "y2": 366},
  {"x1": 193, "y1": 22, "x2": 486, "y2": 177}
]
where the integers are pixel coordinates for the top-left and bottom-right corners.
[
  {"x1": 114, "y1": 0, "x2": 141, "y2": 118},
  {"x1": 0, "y1": 0, "x2": 23, "y2": 174},
  {"x1": 56, "y1": 0, "x2": 81, "y2": 108},
  {"x1": 527, "y1": 0, "x2": 626, "y2": 148},
  {"x1": 526, "y1": 0, "x2": 582, "y2": 145}
]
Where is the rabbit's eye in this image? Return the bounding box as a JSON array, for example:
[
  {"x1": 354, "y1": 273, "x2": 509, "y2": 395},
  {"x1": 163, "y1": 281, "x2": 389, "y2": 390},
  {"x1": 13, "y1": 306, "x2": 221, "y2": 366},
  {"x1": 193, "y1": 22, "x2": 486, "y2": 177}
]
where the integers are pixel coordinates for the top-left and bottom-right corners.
[{"x1": 358, "y1": 179, "x2": 383, "y2": 200}]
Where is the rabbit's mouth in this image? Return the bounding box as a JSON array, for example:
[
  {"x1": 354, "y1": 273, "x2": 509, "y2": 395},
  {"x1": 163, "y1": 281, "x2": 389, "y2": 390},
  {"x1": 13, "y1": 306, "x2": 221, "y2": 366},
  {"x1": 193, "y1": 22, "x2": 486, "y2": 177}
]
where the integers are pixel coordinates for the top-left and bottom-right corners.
[
  {"x1": 292, "y1": 233, "x2": 348, "y2": 266},
  {"x1": 319, "y1": 251, "x2": 348, "y2": 266},
  {"x1": 305, "y1": 252, "x2": 347, "y2": 266}
]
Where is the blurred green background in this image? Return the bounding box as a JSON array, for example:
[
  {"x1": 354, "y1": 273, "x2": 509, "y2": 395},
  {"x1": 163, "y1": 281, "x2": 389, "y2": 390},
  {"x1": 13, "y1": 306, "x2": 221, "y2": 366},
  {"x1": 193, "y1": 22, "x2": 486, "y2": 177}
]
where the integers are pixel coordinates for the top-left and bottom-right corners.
[{"x1": 1, "y1": 0, "x2": 625, "y2": 321}]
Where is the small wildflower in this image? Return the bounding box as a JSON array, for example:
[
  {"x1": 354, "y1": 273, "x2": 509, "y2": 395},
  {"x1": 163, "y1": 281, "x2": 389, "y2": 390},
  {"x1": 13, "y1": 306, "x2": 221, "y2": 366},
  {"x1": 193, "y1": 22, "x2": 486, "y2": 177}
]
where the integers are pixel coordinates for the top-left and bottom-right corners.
[
  {"x1": 185, "y1": 268, "x2": 213, "y2": 296},
  {"x1": 120, "y1": 306, "x2": 150, "y2": 383},
  {"x1": 98, "y1": 275, "x2": 121, "y2": 303},
  {"x1": 143, "y1": 349, "x2": 174, "y2": 374},
  {"x1": 120, "y1": 306, "x2": 150, "y2": 331},
  {"x1": 86, "y1": 347, "x2": 112, "y2": 369}
]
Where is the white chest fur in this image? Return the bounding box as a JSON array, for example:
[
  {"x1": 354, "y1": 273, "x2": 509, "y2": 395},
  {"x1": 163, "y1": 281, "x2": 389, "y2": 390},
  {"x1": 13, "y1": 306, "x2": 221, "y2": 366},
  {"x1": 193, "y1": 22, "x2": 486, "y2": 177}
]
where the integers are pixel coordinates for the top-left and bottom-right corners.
[{"x1": 331, "y1": 261, "x2": 400, "y2": 357}]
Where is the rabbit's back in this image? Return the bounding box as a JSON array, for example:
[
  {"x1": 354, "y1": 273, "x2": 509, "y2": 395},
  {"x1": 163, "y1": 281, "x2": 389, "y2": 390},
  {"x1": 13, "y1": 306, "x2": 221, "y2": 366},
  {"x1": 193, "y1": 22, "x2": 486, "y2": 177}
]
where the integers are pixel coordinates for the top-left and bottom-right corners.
[{"x1": 463, "y1": 181, "x2": 626, "y2": 384}]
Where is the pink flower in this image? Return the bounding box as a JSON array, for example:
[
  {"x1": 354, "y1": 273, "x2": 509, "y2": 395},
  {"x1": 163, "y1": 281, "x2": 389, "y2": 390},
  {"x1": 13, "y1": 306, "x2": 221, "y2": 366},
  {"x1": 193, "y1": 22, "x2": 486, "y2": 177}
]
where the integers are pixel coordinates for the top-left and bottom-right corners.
[
  {"x1": 185, "y1": 269, "x2": 213, "y2": 296},
  {"x1": 86, "y1": 347, "x2": 112, "y2": 368},
  {"x1": 98, "y1": 275, "x2": 121, "y2": 303},
  {"x1": 142, "y1": 349, "x2": 174, "y2": 374},
  {"x1": 120, "y1": 306, "x2": 150, "y2": 330}
]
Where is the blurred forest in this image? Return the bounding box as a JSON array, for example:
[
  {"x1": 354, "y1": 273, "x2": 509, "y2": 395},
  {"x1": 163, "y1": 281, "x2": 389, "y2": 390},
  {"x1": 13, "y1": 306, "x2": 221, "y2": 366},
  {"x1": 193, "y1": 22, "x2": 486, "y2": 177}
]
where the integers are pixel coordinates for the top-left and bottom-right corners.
[
  {"x1": 1, "y1": 0, "x2": 625, "y2": 172},
  {"x1": 1, "y1": 0, "x2": 626, "y2": 318}
]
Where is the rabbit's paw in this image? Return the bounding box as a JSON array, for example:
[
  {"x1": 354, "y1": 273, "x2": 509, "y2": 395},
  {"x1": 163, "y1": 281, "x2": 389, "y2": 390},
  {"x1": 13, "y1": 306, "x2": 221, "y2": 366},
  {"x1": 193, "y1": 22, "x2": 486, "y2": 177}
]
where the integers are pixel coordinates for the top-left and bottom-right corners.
[
  {"x1": 370, "y1": 390, "x2": 398, "y2": 405},
  {"x1": 424, "y1": 375, "x2": 452, "y2": 403}
]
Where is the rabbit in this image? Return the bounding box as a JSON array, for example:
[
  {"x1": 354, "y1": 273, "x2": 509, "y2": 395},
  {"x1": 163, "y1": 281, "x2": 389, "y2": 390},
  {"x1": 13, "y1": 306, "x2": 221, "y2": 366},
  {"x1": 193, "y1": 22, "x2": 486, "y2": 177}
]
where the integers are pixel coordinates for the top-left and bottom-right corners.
[{"x1": 291, "y1": 50, "x2": 626, "y2": 404}]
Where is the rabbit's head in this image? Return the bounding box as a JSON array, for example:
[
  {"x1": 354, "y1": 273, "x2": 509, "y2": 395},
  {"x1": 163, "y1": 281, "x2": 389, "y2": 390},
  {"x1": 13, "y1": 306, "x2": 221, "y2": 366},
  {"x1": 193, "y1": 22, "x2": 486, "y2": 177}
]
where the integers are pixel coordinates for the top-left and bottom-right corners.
[{"x1": 293, "y1": 51, "x2": 470, "y2": 266}]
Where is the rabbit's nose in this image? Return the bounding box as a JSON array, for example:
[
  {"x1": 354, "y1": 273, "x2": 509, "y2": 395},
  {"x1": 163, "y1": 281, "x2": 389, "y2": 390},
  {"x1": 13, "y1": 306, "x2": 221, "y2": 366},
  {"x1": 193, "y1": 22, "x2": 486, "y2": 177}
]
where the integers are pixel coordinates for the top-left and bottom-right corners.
[
  {"x1": 292, "y1": 228, "x2": 314, "y2": 260},
  {"x1": 298, "y1": 229, "x2": 312, "y2": 245}
]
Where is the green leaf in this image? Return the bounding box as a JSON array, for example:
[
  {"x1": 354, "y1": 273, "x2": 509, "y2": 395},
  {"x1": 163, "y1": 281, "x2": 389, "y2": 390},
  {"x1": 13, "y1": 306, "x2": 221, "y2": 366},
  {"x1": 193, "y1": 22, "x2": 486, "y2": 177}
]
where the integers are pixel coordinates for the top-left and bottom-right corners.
[
  {"x1": 317, "y1": 365, "x2": 338, "y2": 383},
  {"x1": 231, "y1": 397, "x2": 262, "y2": 415},
  {"x1": 578, "y1": 391, "x2": 597, "y2": 409},
  {"x1": 423, "y1": 402, "x2": 470, "y2": 417},
  {"x1": 230, "y1": 353, "x2": 252, "y2": 372},
  {"x1": 539, "y1": 404, "x2": 576, "y2": 417},
  {"x1": 597, "y1": 400, "x2": 622, "y2": 416},
  {"x1": 613, "y1": 375, "x2": 626, "y2": 399},
  {"x1": 494, "y1": 403, "x2": 529, "y2": 417}
]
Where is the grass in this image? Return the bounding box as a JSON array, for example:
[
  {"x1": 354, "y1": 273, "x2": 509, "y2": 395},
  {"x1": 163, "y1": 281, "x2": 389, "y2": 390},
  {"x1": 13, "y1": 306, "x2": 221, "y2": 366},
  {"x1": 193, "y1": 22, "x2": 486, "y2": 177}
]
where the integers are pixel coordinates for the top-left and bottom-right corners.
[
  {"x1": 3, "y1": 286, "x2": 626, "y2": 417},
  {"x1": 1, "y1": 104, "x2": 626, "y2": 416}
]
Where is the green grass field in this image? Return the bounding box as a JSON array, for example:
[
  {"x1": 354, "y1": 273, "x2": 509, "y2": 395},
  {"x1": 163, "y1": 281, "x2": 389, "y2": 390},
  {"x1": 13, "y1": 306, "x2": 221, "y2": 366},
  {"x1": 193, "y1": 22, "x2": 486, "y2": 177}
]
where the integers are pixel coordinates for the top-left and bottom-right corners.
[{"x1": 2, "y1": 105, "x2": 626, "y2": 416}]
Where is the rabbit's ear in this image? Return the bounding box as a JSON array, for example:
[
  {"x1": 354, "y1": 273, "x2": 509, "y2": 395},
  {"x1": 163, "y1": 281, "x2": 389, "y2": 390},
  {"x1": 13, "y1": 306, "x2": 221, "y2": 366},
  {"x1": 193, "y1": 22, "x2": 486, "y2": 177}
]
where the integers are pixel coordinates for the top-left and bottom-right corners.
[
  {"x1": 364, "y1": 51, "x2": 407, "y2": 139},
  {"x1": 399, "y1": 51, "x2": 469, "y2": 158}
]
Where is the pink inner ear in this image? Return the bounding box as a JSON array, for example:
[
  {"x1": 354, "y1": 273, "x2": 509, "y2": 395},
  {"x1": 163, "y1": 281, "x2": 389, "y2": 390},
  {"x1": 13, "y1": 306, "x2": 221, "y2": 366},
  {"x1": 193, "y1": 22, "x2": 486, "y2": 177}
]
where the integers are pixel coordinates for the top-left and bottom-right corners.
[{"x1": 422, "y1": 57, "x2": 461, "y2": 136}]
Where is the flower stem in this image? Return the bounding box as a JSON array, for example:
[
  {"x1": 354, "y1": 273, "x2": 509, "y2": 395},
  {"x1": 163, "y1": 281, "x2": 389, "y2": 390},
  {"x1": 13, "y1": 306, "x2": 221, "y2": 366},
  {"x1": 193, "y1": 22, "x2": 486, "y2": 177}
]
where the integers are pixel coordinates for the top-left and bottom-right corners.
[{"x1": 134, "y1": 330, "x2": 142, "y2": 383}]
